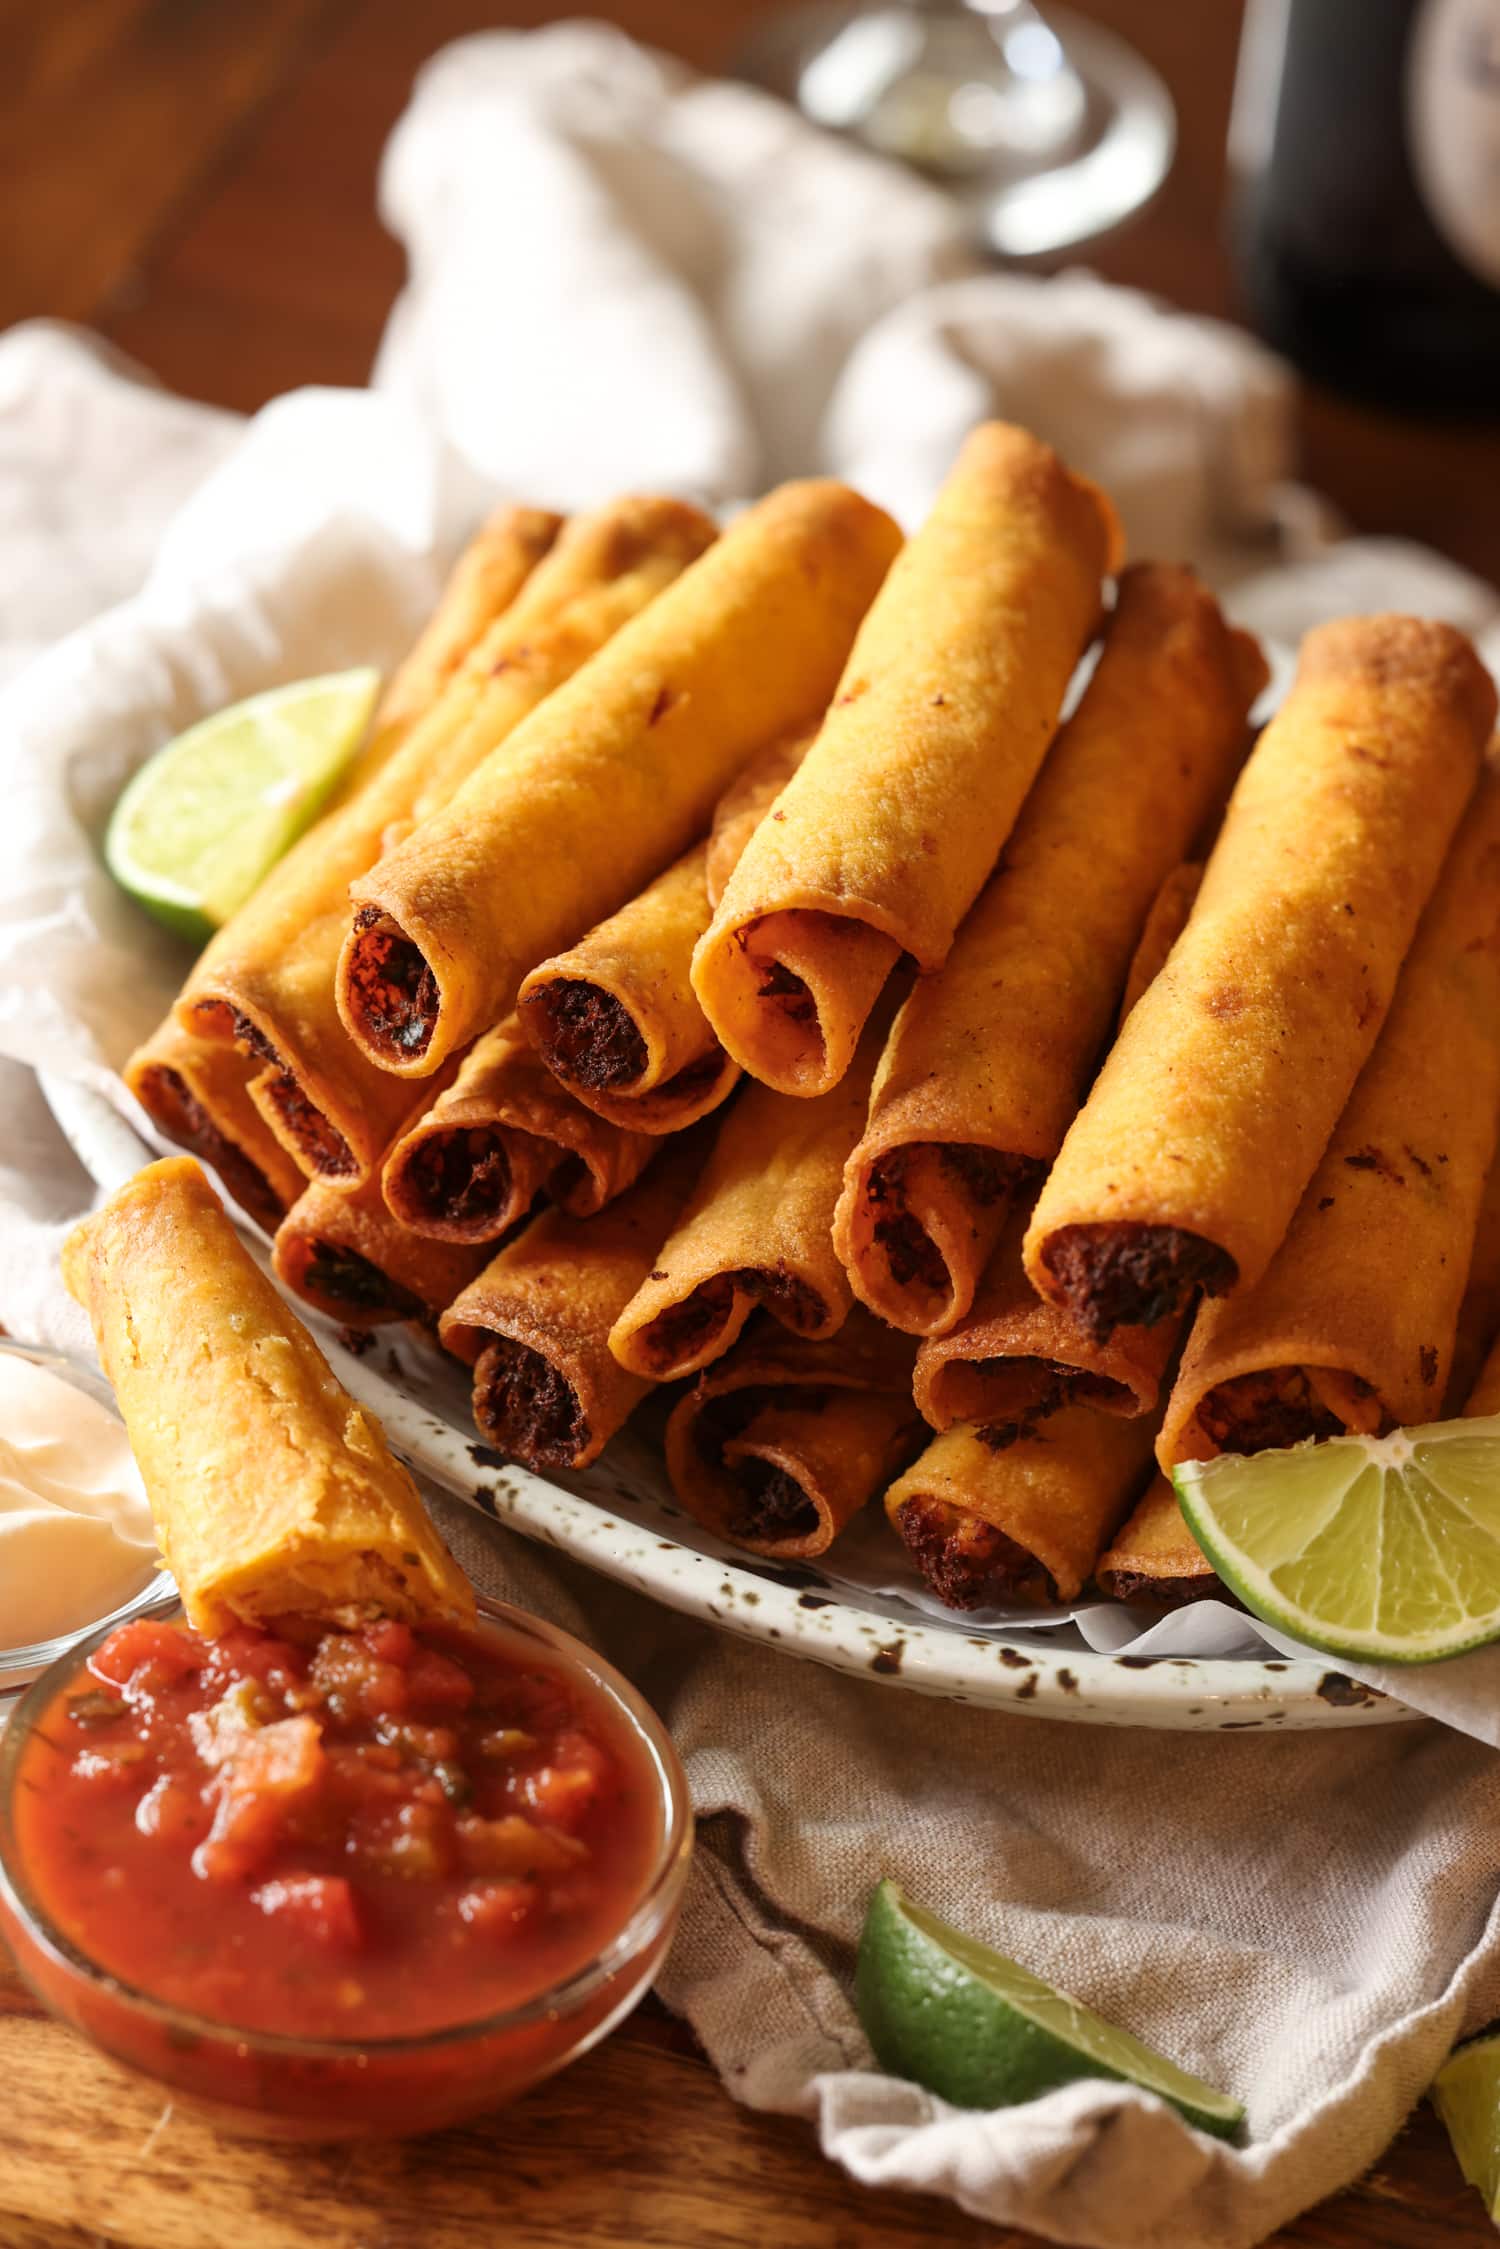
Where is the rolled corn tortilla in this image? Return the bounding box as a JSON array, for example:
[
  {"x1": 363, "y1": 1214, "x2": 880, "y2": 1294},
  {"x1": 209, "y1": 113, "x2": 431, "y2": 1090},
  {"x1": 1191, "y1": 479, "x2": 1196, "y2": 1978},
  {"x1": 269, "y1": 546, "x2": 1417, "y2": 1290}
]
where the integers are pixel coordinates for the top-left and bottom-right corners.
[
  {"x1": 609, "y1": 1011, "x2": 888, "y2": 1382},
  {"x1": 1448, "y1": 1152, "x2": 1500, "y2": 1410},
  {"x1": 125, "y1": 1016, "x2": 306, "y2": 1233},
  {"x1": 373, "y1": 503, "x2": 565, "y2": 744},
  {"x1": 381, "y1": 1014, "x2": 655, "y2": 1243},
  {"x1": 885, "y1": 1408, "x2": 1158, "y2": 1610},
  {"x1": 693, "y1": 423, "x2": 1121, "y2": 1098},
  {"x1": 60, "y1": 1157, "x2": 473, "y2": 1634},
  {"x1": 704, "y1": 728, "x2": 814, "y2": 910},
  {"x1": 273, "y1": 1172, "x2": 488, "y2": 1332},
  {"x1": 1095, "y1": 1475, "x2": 1218, "y2": 1607},
  {"x1": 338, "y1": 480, "x2": 903, "y2": 1079},
  {"x1": 1157, "y1": 759, "x2": 1500, "y2": 1464},
  {"x1": 179, "y1": 497, "x2": 712, "y2": 1183},
  {"x1": 1025, "y1": 616, "x2": 1496, "y2": 1340},
  {"x1": 914, "y1": 1207, "x2": 1181, "y2": 1433},
  {"x1": 439, "y1": 1150, "x2": 700, "y2": 1471},
  {"x1": 664, "y1": 1311, "x2": 921, "y2": 1560},
  {"x1": 834, "y1": 566, "x2": 1264, "y2": 1333},
  {"x1": 1118, "y1": 862, "x2": 1204, "y2": 1024},
  {"x1": 517, "y1": 840, "x2": 739, "y2": 1134}
]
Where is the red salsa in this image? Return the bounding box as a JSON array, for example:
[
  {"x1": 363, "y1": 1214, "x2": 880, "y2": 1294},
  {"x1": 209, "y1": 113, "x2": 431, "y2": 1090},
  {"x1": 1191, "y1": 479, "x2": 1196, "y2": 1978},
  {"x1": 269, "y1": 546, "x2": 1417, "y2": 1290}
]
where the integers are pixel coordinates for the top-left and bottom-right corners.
[{"x1": 12, "y1": 1612, "x2": 666, "y2": 2042}]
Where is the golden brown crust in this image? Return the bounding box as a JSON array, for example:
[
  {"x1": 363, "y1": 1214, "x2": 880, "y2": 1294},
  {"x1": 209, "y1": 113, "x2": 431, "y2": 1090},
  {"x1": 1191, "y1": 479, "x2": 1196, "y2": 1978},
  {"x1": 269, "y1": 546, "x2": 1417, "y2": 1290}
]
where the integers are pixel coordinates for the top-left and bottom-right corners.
[
  {"x1": 1095, "y1": 1474, "x2": 1216, "y2": 1603},
  {"x1": 273, "y1": 1173, "x2": 488, "y2": 1331},
  {"x1": 124, "y1": 1017, "x2": 306, "y2": 1232}
]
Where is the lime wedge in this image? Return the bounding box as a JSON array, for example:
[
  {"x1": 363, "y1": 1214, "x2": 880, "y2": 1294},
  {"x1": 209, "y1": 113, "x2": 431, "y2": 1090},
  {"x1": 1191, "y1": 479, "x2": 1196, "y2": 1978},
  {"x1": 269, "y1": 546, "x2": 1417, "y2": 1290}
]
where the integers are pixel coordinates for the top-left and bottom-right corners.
[
  {"x1": 1173, "y1": 1416, "x2": 1500, "y2": 1665},
  {"x1": 1432, "y1": 2031, "x2": 1500, "y2": 2222},
  {"x1": 105, "y1": 668, "x2": 380, "y2": 943},
  {"x1": 855, "y1": 1877, "x2": 1243, "y2": 2138}
]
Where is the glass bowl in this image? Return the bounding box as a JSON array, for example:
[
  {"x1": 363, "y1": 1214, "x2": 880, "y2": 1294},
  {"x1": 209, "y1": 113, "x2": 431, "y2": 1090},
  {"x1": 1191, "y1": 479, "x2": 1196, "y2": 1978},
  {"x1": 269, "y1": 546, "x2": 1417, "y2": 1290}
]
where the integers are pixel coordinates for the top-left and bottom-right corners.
[
  {"x1": 0, "y1": 1594, "x2": 692, "y2": 2139},
  {"x1": 0, "y1": 1339, "x2": 175, "y2": 1696}
]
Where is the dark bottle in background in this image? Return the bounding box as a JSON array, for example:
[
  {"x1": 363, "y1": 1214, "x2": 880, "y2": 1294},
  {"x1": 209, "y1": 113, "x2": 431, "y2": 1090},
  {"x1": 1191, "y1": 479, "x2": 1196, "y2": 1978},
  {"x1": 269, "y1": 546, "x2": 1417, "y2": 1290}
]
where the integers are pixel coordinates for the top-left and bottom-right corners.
[{"x1": 1230, "y1": 0, "x2": 1500, "y2": 409}]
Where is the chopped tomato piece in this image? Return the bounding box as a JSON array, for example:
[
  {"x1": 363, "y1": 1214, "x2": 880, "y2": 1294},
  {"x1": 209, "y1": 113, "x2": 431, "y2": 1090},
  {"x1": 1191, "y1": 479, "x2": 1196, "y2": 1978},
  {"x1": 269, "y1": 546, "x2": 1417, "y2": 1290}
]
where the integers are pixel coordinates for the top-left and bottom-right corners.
[
  {"x1": 204, "y1": 1628, "x2": 308, "y2": 1698},
  {"x1": 351, "y1": 1797, "x2": 456, "y2": 1881},
  {"x1": 194, "y1": 1715, "x2": 328, "y2": 1884},
  {"x1": 402, "y1": 1646, "x2": 475, "y2": 1716},
  {"x1": 520, "y1": 1733, "x2": 612, "y2": 1832},
  {"x1": 254, "y1": 1874, "x2": 363, "y2": 1952},
  {"x1": 135, "y1": 1773, "x2": 211, "y2": 1846},
  {"x1": 69, "y1": 1741, "x2": 150, "y2": 1790},
  {"x1": 90, "y1": 1619, "x2": 206, "y2": 1692},
  {"x1": 456, "y1": 1881, "x2": 535, "y2": 1938},
  {"x1": 308, "y1": 1634, "x2": 408, "y2": 1722},
  {"x1": 455, "y1": 1813, "x2": 586, "y2": 1879},
  {"x1": 360, "y1": 1620, "x2": 416, "y2": 1668}
]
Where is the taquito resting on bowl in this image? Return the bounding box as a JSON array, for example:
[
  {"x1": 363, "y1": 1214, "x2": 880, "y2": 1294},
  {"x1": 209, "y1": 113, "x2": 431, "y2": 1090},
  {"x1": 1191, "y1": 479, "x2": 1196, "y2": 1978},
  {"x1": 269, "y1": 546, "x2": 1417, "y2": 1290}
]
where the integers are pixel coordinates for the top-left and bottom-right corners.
[
  {"x1": 274, "y1": 1171, "x2": 489, "y2": 1332},
  {"x1": 886, "y1": 1407, "x2": 1158, "y2": 1611},
  {"x1": 382, "y1": 1014, "x2": 655, "y2": 1243},
  {"x1": 61, "y1": 1156, "x2": 472, "y2": 1634},
  {"x1": 517, "y1": 840, "x2": 739, "y2": 1135},
  {"x1": 125, "y1": 1016, "x2": 306, "y2": 1233},
  {"x1": 693, "y1": 422, "x2": 1120, "y2": 1100},
  {"x1": 834, "y1": 564, "x2": 1264, "y2": 1334},
  {"x1": 338, "y1": 480, "x2": 903, "y2": 1079},
  {"x1": 180, "y1": 498, "x2": 713, "y2": 1184},
  {"x1": 440, "y1": 1149, "x2": 701, "y2": 1473},
  {"x1": 664, "y1": 1310, "x2": 921, "y2": 1561},
  {"x1": 1157, "y1": 758, "x2": 1500, "y2": 1464},
  {"x1": 914, "y1": 1203, "x2": 1183, "y2": 1434},
  {"x1": 608, "y1": 1011, "x2": 889, "y2": 1383},
  {"x1": 1095, "y1": 1475, "x2": 1218, "y2": 1607},
  {"x1": 1025, "y1": 616, "x2": 1496, "y2": 1342}
]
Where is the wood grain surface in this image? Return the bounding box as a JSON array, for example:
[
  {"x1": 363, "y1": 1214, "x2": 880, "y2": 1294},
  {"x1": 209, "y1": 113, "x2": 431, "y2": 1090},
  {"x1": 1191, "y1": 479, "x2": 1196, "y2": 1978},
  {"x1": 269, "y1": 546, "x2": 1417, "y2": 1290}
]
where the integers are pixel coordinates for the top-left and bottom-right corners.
[{"x1": 3, "y1": 3, "x2": 1498, "y2": 2244}]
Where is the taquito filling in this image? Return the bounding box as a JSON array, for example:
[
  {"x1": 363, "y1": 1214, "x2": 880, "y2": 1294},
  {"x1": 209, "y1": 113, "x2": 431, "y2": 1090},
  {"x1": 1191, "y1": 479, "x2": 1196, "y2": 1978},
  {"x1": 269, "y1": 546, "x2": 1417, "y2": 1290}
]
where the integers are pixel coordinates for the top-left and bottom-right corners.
[
  {"x1": 867, "y1": 1145, "x2": 1030, "y2": 1299},
  {"x1": 636, "y1": 1265, "x2": 826, "y2": 1373},
  {"x1": 1101, "y1": 1565, "x2": 1219, "y2": 1608},
  {"x1": 893, "y1": 1493, "x2": 1057, "y2": 1610},
  {"x1": 403, "y1": 1129, "x2": 515, "y2": 1231},
  {"x1": 132, "y1": 1067, "x2": 283, "y2": 1231},
  {"x1": 472, "y1": 1336, "x2": 590, "y2": 1469},
  {"x1": 1193, "y1": 1366, "x2": 1365, "y2": 1455},
  {"x1": 347, "y1": 908, "x2": 439, "y2": 1060},
  {"x1": 1041, "y1": 1223, "x2": 1235, "y2": 1341},
  {"x1": 693, "y1": 1388, "x2": 821, "y2": 1542},
  {"x1": 259, "y1": 1071, "x2": 358, "y2": 1179},
  {"x1": 527, "y1": 981, "x2": 649, "y2": 1091},
  {"x1": 299, "y1": 1242, "x2": 424, "y2": 1323}
]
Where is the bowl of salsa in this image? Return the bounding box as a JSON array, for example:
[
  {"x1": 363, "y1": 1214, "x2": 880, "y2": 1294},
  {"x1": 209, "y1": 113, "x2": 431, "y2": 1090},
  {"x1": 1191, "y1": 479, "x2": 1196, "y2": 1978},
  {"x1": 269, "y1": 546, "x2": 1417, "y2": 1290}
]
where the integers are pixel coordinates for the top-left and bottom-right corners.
[{"x1": 0, "y1": 1593, "x2": 691, "y2": 2139}]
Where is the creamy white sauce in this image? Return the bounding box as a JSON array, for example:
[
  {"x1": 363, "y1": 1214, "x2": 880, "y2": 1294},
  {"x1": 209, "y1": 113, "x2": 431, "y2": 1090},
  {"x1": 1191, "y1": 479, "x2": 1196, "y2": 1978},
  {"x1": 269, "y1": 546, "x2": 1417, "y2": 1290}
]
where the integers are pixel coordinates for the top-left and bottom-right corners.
[{"x1": 0, "y1": 1355, "x2": 159, "y2": 1647}]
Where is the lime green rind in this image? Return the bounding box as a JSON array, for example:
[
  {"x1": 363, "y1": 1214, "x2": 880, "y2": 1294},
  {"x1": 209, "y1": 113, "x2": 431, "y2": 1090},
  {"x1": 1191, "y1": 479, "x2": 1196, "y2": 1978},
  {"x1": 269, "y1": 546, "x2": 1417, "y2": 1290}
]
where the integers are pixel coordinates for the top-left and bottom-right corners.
[
  {"x1": 1432, "y1": 2031, "x2": 1500, "y2": 2217},
  {"x1": 1172, "y1": 1417, "x2": 1500, "y2": 1667},
  {"x1": 855, "y1": 1879, "x2": 1243, "y2": 2141}
]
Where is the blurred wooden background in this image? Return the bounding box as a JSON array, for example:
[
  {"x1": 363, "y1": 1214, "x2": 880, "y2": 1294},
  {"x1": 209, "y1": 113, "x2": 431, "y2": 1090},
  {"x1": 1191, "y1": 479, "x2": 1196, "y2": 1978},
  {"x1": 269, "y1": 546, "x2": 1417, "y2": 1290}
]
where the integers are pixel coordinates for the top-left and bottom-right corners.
[{"x1": 4, "y1": 0, "x2": 1499, "y2": 581}]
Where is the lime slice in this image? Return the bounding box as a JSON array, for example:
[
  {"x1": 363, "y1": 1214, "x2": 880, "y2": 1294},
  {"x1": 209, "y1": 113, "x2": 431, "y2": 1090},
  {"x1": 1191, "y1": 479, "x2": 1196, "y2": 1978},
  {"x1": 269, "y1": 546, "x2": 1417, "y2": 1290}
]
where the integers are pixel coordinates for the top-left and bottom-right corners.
[
  {"x1": 1433, "y1": 2031, "x2": 1500, "y2": 2222},
  {"x1": 855, "y1": 1877, "x2": 1243, "y2": 2138},
  {"x1": 105, "y1": 668, "x2": 380, "y2": 943},
  {"x1": 1173, "y1": 1416, "x2": 1500, "y2": 1665}
]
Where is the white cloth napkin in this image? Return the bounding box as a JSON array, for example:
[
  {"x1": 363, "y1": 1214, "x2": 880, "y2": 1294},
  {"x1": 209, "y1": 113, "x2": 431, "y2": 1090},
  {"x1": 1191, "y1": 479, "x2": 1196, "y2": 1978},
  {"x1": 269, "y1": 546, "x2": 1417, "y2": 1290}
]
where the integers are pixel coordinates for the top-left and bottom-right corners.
[{"x1": 2, "y1": 25, "x2": 1499, "y2": 2245}]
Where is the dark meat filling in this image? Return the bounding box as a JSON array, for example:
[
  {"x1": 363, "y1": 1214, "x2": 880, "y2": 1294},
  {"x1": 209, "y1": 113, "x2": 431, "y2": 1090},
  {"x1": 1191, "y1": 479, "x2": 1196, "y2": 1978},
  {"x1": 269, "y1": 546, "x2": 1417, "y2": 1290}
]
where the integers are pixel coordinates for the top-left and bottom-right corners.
[
  {"x1": 300, "y1": 1242, "x2": 421, "y2": 1321},
  {"x1": 527, "y1": 980, "x2": 647, "y2": 1091},
  {"x1": 1102, "y1": 1568, "x2": 1221, "y2": 1608},
  {"x1": 1041, "y1": 1223, "x2": 1235, "y2": 1342},
  {"x1": 894, "y1": 1494, "x2": 1056, "y2": 1611},
  {"x1": 229, "y1": 1010, "x2": 279, "y2": 1065},
  {"x1": 261, "y1": 1071, "x2": 357, "y2": 1178},
  {"x1": 755, "y1": 956, "x2": 817, "y2": 1025},
  {"x1": 348, "y1": 907, "x2": 438, "y2": 1058},
  {"x1": 642, "y1": 1264, "x2": 826, "y2": 1370},
  {"x1": 867, "y1": 1144, "x2": 1031, "y2": 1300},
  {"x1": 1195, "y1": 1367, "x2": 1344, "y2": 1456},
  {"x1": 405, "y1": 1129, "x2": 513, "y2": 1230},
  {"x1": 726, "y1": 1459, "x2": 818, "y2": 1545},
  {"x1": 137, "y1": 1068, "x2": 283, "y2": 1232},
  {"x1": 473, "y1": 1336, "x2": 589, "y2": 1469}
]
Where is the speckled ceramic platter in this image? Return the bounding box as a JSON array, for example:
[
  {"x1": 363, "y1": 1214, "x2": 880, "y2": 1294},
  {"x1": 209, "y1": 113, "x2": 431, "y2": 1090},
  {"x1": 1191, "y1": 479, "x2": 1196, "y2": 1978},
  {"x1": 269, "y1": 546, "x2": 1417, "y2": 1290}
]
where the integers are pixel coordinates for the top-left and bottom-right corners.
[{"x1": 45, "y1": 1073, "x2": 1414, "y2": 1732}]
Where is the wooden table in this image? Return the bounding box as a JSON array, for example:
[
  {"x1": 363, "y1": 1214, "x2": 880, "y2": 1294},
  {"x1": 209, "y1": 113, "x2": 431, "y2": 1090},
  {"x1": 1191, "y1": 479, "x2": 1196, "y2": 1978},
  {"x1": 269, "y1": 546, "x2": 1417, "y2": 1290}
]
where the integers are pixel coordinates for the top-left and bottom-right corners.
[{"x1": 3, "y1": 4, "x2": 1497, "y2": 2244}]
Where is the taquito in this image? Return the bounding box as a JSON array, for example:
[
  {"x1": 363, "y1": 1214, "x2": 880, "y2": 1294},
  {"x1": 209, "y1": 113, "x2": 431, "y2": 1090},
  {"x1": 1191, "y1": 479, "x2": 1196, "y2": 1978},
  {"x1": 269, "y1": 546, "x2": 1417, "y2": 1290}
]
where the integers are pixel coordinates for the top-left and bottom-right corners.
[
  {"x1": 179, "y1": 497, "x2": 712, "y2": 1182},
  {"x1": 517, "y1": 841, "x2": 739, "y2": 1134},
  {"x1": 1026, "y1": 616, "x2": 1495, "y2": 1340},
  {"x1": 609, "y1": 1012, "x2": 888, "y2": 1381},
  {"x1": 1448, "y1": 1152, "x2": 1500, "y2": 1410},
  {"x1": 60, "y1": 1157, "x2": 472, "y2": 1634},
  {"x1": 693, "y1": 422, "x2": 1120, "y2": 1099},
  {"x1": 439, "y1": 1151, "x2": 699, "y2": 1472},
  {"x1": 886, "y1": 1408, "x2": 1157, "y2": 1610},
  {"x1": 382, "y1": 1013, "x2": 655, "y2": 1243},
  {"x1": 274, "y1": 1173, "x2": 488, "y2": 1331},
  {"x1": 1095, "y1": 1475, "x2": 1218, "y2": 1606},
  {"x1": 1158, "y1": 759, "x2": 1500, "y2": 1464},
  {"x1": 834, "y1": 566, "x2": 1263, "y2": 1333},
  {"x1": 664, "y1": 1311, "x2": 921, "y2": 1560},
  {"x1": 338, "y1": 480, "x2": 903, "y2": 1078},
  {"x1": 124, "y1": 1016, "x2": 305, "y2": 1233},
  {"x1": 374, "y1": 503, "x2": 565, "y2": 744},
  {"x1": 914, "y1": 1207, "x2": 1180, "y2": 1433},
  {"x1": 1118, "y1": 862, "x2": 1204, "y2": 1024},
  {"x1": 704, "y1": 728, "x2": 814, "y2": 910}
]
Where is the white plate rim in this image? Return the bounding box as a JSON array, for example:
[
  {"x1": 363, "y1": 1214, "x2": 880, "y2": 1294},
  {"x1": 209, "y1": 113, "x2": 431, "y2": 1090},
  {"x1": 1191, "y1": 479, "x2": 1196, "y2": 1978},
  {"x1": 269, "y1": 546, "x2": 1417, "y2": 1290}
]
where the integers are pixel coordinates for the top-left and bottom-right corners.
[{"x1": 42, "y1": 1070, "x2": 1414, "y2": 1733}]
